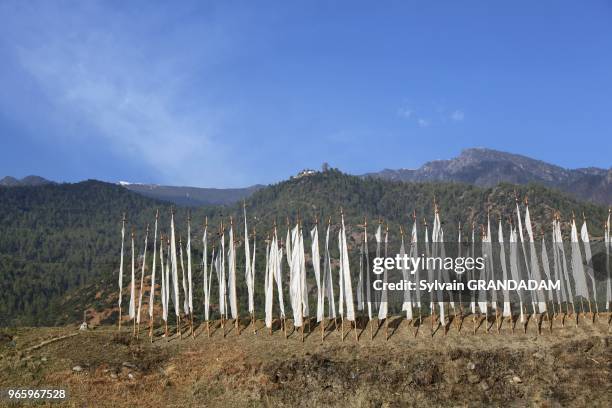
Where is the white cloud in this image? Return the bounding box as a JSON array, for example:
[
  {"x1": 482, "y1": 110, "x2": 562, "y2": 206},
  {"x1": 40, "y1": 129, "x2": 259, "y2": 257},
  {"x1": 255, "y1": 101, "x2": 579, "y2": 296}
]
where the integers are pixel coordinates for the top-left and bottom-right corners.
[
  {"x1": 450, "y1": 110, "x2": 465, "y2": 121},
  {"x1": 397, "y1": 106, "x2": 413, "y2": 118},
  {"x1": 398, "y1": 106, "x2": 429, "y2": 128},
  {"x1": 0, "y1": 2, "x2": 241, "y2": 187},
  {"x1": 398, "y1": 102, "x2": 465, "y2": 128}
]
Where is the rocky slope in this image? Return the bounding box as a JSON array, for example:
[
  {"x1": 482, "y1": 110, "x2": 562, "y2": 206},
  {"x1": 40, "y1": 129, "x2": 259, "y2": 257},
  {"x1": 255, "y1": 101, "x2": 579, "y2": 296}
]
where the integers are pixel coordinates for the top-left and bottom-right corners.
[{"x1": 363, "y1": 148, "x2": 612, "y2": 204}]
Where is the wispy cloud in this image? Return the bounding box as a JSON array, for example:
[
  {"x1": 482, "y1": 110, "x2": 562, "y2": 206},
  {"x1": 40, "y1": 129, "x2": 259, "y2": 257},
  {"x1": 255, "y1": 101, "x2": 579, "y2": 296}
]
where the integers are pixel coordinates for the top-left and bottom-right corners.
[
  {"x1": 417, "y1": 118, "x2": 430, "y2": 128},
  {"x1": 397, "y1": 105, "x2": 430, "y2": 128},
  {"x1": 450, "y1": 110, "x2": 465, "y2": 121},
  {"x1": 397, "y1": 107, "x2": 413, "y2": 118},
  {"x1": 0, "y1": 2, "x2": 240, "y2": 187},
  {"x1": 397, "y1": 103, "x2": 464, "y2": 127}
]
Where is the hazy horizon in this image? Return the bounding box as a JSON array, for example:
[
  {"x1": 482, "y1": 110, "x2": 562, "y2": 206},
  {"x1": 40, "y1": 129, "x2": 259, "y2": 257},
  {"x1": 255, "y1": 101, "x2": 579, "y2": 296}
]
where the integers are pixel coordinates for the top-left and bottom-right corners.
[{"x1": 2, "y1": 145, "x2": 611, "y2": 188}]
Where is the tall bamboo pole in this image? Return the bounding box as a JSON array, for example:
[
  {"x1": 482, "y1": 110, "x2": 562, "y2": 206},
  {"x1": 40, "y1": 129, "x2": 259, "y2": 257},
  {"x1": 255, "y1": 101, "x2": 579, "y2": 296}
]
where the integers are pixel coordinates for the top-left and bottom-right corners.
[
  {"x1": 132, "y1": 228, "x2": 137, "y2": 337},
  {"x1": 118, "y1": 213, "x2": 127, "y2": 331},
  {"x1": 252, "y1": 227, "x2": 258, "y2": 334},
  {"x1": 149, "y1": 211, "x2": 159, "y2": 342},
  {"x1": 136, "y1": 224, "x2": 150, "y2": 340}
]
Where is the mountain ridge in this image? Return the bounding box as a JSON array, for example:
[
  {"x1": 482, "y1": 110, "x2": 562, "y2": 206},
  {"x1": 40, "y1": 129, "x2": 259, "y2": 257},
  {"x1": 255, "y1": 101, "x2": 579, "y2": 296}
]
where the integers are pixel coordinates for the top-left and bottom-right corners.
[
  {"x1": 362, "y1": 148, "x2": 611, "y2": 204},
  {"x1": 0, "y1": 175, "x2": 54, "y2": 187},
  {"x1": 3, "y1": 148, "x2": 610, "y2": 205},
  {"x1": 121, "y1": 182, "x2": 264, "y2": 206}
]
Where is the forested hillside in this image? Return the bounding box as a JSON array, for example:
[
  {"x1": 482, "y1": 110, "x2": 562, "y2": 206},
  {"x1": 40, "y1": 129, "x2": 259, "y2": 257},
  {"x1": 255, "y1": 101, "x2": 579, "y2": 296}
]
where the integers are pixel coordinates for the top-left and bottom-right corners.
[
  {"x1": 0, "y1": 171, "x2": 608, "y2": 326},
  {"x1": 0, "y1": 181, "x2": 170, "y2": 325}
]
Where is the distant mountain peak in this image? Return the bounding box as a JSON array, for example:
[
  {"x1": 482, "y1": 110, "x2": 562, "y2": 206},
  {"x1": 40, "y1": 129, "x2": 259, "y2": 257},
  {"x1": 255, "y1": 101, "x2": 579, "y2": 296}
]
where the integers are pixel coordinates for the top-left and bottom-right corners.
[
  {"x1": 0, "y1": 176, "x2": 19, "y2": 186},
  {"x1": 120, "y1": 182, "x2": 264, "y2": 206},
  {"x1": 0, "y1": 175, "x2": 53, "y2": 187},
  {"x1": 363, "y1": 148, "x2": 611, "y2": 204}
]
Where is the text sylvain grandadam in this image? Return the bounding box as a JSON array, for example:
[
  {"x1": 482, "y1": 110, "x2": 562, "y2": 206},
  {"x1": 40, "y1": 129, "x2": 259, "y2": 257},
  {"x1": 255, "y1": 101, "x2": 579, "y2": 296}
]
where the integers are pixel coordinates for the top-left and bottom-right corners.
[{"x1": 371, "y1": 255, "x2": 560, "y2": 292}]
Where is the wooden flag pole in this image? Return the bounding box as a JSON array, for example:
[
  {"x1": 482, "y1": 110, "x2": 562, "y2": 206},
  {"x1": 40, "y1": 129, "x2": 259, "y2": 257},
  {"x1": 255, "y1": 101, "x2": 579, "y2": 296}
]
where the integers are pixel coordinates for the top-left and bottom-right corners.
[
  {"x1": 229, "y1": 216, "x2": 240, "y2": 337},
  {"x1": 361, "y1": 216, "x2": 372, "y2": 341},
  {"x1": 541, "y1": 226, "x2": 557, "y2": 332},
  {"x1": 267, "y1": 229, "x2": 273, "y2": 337},
  {"x1": 219, "y1": 220, "x2": 225, "y2": 338},
  {"x1": 191, "y1": 312, "x2": 195, "y2": 338},
  {"x1": 132, "y1": 229, "x2": 138, "y2": 337},
  {"x1": 321, "y1": 317, "x2": 325, "y2": 342},
  {"x1": 454, "y1": 303, "x2": 460, "y2": 333},
  {"x1": 137, "y1": 224, "x2": 150, "y2": 340},
  {"x1": 431, "y1": 306, "x2": 436, "y2": 337},
  {"x1": 179, "y1": 234, "x2": 185, "y2": 340},
  {"x1": 456, "y1": 222, "x2": 463, "y2": 333},
  {"x1": 451, "y1": 296, "x2": 458, "y2": 332},
  {"x1": 412, "y1": 210, "x2": 421, "y2": 338},
  {"x1": 149, "y1": 211, "x2": 160, "y2": 343},
  {"x1": 608, "y1": 213, "x2": 612, "y2": 326},
  {"x1": 422, "y1": 217, "x2": 435, "y2": 338},
  {"x1": 263, "y1": 231, "x2": 274, "y2": 336},
  {"x1": 496, "y1": 308, "x2": 501, "y2": 334},
  {"x1": 548, "y1": 307, "x2": 553, "y2": 333},
  {"x1": 443, "y1": 305, "x2": 448, "y2": 336},
  {"x1": 283, "y1": 316, "x2": 287, "y2": 339},
  {"x1": 385, "y1": 318, "x2": 389, "y2": 341},
  {"x1": 508, "y1": 225, "x2": 516, "y2": 334},
  {"x1": 187, "y1": 213, "x2": 194, "y2": 339},
  {"x1": 556, "y1": 214, "x2": 565, "y2": 325},
  {"x1": 561, "y1": 302, "x2": 566, "y2": 327},
  {"x1": 578, "y1": 298, "x2": 585, "y2": 326},
  {"x1": 582, "y1": 213, "x2": 596, "y2": 324},
  {"x1": 559, "y1": 302, "x2": 569, "y2": 327},
  {"x1": 118, "y1": 213, "x2": 127, "y2": 332},
  {"x1": 252, "y1": 227, "x2": 258, "y2": 335}
]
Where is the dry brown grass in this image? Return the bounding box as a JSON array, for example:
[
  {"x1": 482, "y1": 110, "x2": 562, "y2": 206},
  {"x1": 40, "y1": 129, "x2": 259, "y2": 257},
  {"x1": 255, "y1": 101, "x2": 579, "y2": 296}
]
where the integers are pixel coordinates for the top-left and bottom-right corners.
[{"x1": 1, "y1": 316, "x2": 610, "y2": 407}]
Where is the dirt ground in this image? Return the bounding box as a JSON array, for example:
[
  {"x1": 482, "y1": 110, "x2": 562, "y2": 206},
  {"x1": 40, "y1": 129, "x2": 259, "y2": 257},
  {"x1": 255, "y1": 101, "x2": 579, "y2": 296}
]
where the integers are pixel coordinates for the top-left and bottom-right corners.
[{"x1": 0, "y1": 315, "x2": 610, "y2": 407}]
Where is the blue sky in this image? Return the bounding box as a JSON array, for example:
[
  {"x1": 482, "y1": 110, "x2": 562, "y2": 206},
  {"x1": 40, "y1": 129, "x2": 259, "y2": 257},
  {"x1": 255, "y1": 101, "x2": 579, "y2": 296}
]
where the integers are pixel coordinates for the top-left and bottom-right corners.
[{"x1": 0, "y1": 1, "x2": 610, "y2": 187}]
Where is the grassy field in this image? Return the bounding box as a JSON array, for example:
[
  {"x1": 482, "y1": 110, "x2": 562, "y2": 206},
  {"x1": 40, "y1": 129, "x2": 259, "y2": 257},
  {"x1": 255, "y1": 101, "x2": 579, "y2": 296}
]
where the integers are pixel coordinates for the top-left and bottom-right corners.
[{"x1": 0, "y1": 316, "x2": 610, "y2": 407}]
